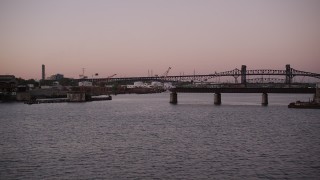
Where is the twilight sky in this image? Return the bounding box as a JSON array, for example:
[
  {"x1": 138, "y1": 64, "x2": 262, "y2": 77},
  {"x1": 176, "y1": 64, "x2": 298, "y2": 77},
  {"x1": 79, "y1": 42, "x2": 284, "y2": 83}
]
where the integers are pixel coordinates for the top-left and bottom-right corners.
[{"x1": 1, "y1": 0, "x2": 320, "y2": 79}]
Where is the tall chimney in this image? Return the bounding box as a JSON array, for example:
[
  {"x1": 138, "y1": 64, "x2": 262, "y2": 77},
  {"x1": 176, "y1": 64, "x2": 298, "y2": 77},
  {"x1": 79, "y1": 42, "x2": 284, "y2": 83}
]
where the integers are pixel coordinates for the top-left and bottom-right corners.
[{"x1": 42, "y1": 64, "x2": 45, "y2": 80}]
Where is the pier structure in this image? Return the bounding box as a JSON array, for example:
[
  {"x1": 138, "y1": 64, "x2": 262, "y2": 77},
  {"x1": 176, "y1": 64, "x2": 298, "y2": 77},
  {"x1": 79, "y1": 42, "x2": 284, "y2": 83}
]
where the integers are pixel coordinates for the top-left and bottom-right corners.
[
  {"x1": 214, "y1": 93, "x2": 221, "y2": 105},
  {"x1": 261, "y1": 93, "x2": 268, "y2": 106},
  {"x1": 315, "y1": 83, "x2": 320, "y2": 103},
  {"x1": 170, "y1": 92, "x2": 177, "y2": 104},
  {"x1": 169, "y1": 87, "x2": 316, "y2": 105},
  {"x1": 241, "y1": 65, "x2": 246, "y2": 84}
]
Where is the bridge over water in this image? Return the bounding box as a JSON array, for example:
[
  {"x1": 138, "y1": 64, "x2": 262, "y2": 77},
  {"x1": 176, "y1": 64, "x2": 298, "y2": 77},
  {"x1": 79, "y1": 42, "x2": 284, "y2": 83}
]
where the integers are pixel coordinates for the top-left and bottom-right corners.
[
  {"x1": 83, "y1": 64, "x2": 320, "y2": 84},
  {"x1": 72, "y1": 64, "x2": 320, "y2": 105},
  {"x1": 76, "y1": 64, "x2": 320, "y2": 105},
  {"x1": 169, "y1": 86, "x2": 317, "y2": 105}
]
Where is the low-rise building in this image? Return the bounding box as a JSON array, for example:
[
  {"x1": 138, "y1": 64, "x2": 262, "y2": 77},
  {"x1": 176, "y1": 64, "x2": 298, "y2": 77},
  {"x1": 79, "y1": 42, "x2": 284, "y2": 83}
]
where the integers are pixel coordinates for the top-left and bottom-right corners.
[
  {"x1": 79, "y1": 81, "x2": 93, "y2": 87},
  {"x1": 0, "y1": 75, "x2": 17, "y2": 93},
  {"x1": 49, "y1": 74, "x2": 64, "y2": 80}
]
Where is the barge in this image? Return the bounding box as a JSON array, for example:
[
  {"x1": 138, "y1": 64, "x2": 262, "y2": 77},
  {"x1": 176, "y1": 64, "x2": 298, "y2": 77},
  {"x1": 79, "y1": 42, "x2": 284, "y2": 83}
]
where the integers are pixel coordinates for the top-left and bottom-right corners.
[
  {"x1": 289, "y1": 83, "x2": 320, "y2": 109},
  {"x1": 288, "y1": 101, "x2": 320, "y2": 109}
]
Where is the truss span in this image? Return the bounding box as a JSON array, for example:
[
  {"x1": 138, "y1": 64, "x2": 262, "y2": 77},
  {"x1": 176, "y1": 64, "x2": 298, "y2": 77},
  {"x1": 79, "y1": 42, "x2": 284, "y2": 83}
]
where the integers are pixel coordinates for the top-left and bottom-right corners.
[{"x1": 79, "y1": 64, "x2": 320, "y2": 84}]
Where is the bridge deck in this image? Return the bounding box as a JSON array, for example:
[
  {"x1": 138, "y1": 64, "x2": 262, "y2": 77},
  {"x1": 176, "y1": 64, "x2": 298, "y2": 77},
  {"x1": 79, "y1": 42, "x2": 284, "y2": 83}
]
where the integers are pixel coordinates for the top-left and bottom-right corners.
[{"x1": 170, "y1": 87, "x2": 315, "y2": 94}]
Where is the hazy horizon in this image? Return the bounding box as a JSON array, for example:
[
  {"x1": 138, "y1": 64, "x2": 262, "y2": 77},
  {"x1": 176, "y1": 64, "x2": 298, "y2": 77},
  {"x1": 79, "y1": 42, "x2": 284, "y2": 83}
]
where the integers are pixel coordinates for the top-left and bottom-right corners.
[{"x1": 1, "y1": 0, "x2": 320, "y2": 79}]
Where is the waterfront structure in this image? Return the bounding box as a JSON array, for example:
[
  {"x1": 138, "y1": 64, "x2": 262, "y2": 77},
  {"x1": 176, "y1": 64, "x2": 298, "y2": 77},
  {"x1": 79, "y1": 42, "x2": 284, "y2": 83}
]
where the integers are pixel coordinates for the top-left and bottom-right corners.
[
  {"x1": 170, "y1": 92, "x2": 177, "y2": 104},
  {"x1": 0, "y1": 75, "x2": 17, "y2": 100},
  {"x1": 315, "y1": 83, "x2": 320, "y2": 103},
  {"x1": 78, "y1": 81, "x2": 93, "y2": 87},
  {"x1": 288, "y1": 84, "x2": 320, "y2": 109},
  {"x1": 67, "y1": 92, "x2": 86, "y2": 102},
  {"x1": 0, "y1": 75, "x2": 17, "y2": 90}
]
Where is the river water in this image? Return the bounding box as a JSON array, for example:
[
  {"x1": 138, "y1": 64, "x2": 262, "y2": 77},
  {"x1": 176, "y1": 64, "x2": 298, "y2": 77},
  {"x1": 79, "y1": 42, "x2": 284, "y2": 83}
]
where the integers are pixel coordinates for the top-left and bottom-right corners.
[{"x1": 1, "y1": 93, "x2": 319, "y2": 179}]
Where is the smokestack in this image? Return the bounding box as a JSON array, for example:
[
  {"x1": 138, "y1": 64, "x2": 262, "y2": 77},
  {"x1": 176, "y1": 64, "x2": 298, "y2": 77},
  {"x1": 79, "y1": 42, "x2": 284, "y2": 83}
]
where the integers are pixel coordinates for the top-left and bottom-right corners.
[{"x1": 42, "y1": 64, "x2": 45, "y2": 80}]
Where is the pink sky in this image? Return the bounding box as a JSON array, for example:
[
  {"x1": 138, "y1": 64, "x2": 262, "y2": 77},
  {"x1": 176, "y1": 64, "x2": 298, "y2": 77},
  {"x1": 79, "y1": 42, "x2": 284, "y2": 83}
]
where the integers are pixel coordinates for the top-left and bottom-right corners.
[{"x1": 1, "y1": 0, "x2": 320, "y2": 79}]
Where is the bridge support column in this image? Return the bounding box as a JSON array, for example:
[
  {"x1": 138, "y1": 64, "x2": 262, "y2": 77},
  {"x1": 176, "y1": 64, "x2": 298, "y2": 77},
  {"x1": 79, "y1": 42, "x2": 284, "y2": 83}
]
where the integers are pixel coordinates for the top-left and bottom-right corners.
[
  {"x1": 170, "y1": 92, "x2": 177, "y2": 104},
  {"x1": 285, "y1": 64, "x2": 292, "y2": 84},
  {"x1": 262, "y1": 93, "x2": 268, "y2": 106},
  {"x1": 241, "y1": 65, "x2": 247, "y2": 85},
  {"x1": 214, "y1": 93, "x2": 221, "y2": 105},
  {"x1": 315, "y1": 84, "x2": 320, "y2": 103}
]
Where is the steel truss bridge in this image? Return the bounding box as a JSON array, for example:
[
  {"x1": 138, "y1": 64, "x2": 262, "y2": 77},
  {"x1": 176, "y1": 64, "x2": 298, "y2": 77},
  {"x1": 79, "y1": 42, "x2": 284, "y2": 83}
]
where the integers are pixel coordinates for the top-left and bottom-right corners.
[{"x1": 81, "y1": 64, "x2": 320, "y2": 84}]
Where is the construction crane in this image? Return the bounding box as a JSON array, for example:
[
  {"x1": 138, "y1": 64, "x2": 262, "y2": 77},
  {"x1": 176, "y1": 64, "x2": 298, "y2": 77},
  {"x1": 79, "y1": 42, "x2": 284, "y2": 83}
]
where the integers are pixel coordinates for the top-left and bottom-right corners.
[
  {"x1": 79, "y1": 68, "x2": 88, "y2": 79},
  {"x1": 99, "y1": 74, "x2": 117, "y2": 86},
  {"x1": 107, "y1": 74, "x2": 117, "y2": 79},
  {"x1": 162, "y1": 67, "x2": 172, "y2": 78}
]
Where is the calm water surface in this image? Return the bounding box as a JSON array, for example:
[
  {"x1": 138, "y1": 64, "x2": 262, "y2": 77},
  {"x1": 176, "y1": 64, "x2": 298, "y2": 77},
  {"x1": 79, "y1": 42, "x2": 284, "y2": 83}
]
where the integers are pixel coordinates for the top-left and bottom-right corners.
[{"x1": 1, "y1": 93, "x2": 320, "y2": 179}]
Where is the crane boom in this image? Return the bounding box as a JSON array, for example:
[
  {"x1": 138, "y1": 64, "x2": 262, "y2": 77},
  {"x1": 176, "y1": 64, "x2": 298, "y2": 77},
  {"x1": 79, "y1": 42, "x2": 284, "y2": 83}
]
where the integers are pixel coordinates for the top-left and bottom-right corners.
[
  {"x1": 107, "y1": 74, "x2": 117, "y2": 79},
  {"x1": 98, "y1": 74, "x2": 117, "y2": 87},
  {"x1": 162, "y1": 67, "x2": 171, "y2": 77}
]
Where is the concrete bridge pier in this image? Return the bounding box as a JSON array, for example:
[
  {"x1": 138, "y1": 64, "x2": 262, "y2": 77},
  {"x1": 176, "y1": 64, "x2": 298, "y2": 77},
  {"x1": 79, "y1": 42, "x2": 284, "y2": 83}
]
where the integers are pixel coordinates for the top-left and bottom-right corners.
[
  {"x1": 314, "y1": 83, "x2": 320, "y2": 103},
  {"x1": 262, "y1": 93, "x2": 268, "y2": 106},
  {"x1": 214, "y1": 93, "x2": 221, "y2": 105},
  {"x1": 170, "y1": 92, "x2": 178, "y2": 104}
]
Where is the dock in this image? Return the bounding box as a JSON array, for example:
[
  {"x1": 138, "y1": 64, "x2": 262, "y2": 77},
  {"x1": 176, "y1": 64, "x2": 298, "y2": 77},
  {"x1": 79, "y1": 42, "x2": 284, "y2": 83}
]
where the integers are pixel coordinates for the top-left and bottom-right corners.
[{"x1": 24, "y1": 95, "x2": 112, "y2": 104}]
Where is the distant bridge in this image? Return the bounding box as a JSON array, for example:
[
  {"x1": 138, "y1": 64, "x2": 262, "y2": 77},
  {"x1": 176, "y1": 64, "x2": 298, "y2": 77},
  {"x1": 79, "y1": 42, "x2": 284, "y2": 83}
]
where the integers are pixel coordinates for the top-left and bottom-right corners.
[{"x1": 77, "y1": 64, "x2": 320, "y2": 84}]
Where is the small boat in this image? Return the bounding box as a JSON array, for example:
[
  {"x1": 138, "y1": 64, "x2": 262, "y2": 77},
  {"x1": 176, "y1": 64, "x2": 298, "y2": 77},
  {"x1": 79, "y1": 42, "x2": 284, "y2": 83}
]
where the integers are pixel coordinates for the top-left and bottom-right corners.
[{"x1": 288, "y1": 101, "x2": 320, "y2": 109}]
